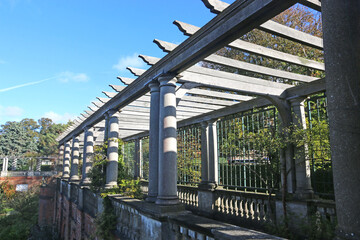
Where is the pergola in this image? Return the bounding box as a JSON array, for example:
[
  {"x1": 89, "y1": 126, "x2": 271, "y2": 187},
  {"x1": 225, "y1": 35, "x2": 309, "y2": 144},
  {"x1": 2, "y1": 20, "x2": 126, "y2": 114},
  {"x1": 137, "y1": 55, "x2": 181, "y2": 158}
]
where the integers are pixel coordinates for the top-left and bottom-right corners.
[{"x1": 56, "y1": 0, "x2": 360, "y2": 238}]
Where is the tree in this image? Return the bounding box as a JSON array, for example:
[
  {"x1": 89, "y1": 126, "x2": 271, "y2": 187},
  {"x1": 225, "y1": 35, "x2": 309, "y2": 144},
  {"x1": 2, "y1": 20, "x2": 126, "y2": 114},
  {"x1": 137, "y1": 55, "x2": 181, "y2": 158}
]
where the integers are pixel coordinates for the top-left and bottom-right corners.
[
  {"x1": 37, "y1": 118, "x2": 71, "y2": 156},
  {"x1": 0, "y1": 121, "x2": 38, "y2": 156}
]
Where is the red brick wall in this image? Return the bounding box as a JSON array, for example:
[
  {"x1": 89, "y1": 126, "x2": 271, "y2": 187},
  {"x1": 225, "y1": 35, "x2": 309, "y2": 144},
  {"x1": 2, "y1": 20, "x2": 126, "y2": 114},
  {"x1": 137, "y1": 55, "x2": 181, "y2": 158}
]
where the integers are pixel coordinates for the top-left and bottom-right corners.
[{"x1": 0, "y1": 176, "x2": 43, "y2": 188}]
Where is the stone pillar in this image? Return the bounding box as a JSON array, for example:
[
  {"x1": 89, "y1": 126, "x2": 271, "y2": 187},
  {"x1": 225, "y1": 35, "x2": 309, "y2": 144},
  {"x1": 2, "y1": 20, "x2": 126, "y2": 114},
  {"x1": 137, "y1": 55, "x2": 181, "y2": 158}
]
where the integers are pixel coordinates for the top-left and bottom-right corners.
[
  {"x1": 146, "y1": 82, "x2": 160, "y2": 202},
  {"x1": 105, "y1": 109, "x2": 120, "y2": 189},
  {"x1": 81, "y1": 127, "x2": 94, "y2": 186},
  {"x1": 2, "y1": 157, "x2": 8, "y2": 172},
  {"x1": 104, "y1": 113, "x2": 110, "y2": 142},
  {"x1": 199, "y1": 120, "x2": 218, "y2": 189},
  {"x1": 58, "y1": 145, "x2": 64, "y2": 173},
  {"x1": 62, "y1": 141, "x2": 71, "y2": 179},
  {"x1": 322, "y1": 1, "x2": 360, "y2": 238},
  {"x1": 36, "y1": 158, "x2": 41, "y2": 171},
  {"x1": 11, "y1": 158, "x2": 17, "y2": 171},
  {"x1": 156, "y1": 75, "x2": 179, "y2": 205},
  {"x1": 134, "y1": 138, "x2": 143, "y2": 179},
  {"x1": 70, "y1": 136, "x2": 80, "y2": 181},
  {"x1": 290, "y1": 99, "x2": 313, "y2": 199}
]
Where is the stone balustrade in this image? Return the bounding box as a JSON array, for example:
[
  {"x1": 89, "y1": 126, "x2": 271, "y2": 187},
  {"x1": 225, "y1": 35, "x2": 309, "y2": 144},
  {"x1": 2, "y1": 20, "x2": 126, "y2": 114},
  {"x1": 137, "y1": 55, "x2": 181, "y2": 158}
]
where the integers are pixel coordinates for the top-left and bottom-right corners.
[{"x1": 177, "y1": 185, "x2": 199, "y2": 210}]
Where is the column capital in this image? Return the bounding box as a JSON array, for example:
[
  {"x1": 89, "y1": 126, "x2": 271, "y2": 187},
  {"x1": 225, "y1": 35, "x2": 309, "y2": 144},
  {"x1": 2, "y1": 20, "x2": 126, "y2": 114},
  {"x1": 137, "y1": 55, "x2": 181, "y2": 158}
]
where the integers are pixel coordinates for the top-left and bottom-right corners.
[
  {"x1": 148, "y1": 81, "x2": 160, "y2": 93},
  {"x1": 158, "y1": 74, "x2": 177, "y2": 87},
  {"x1": 107, "y1": 108, "x2": 121, "y2": 118},
  {"x1": 288, "y1": 96, "x2": 307, "y2": 106},
  {"x1": 82, "y1": 125, "x2": 93, "y2": 132}
]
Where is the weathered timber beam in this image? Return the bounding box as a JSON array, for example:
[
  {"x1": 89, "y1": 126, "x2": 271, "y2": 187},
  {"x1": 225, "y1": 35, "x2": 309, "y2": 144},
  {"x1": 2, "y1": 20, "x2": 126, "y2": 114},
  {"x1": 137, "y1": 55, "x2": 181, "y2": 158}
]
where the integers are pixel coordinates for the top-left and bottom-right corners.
[
  {"x1": 298, "y1": 0, "x2": 321, "y2": 12},
  {"x1": 151, "y1": 41, "x2": 318, "y2": 82},
  {"x1": 202, "y1": 0, "x2": 323, "y2": 49},
  {"x1": 173, "y1": 20, "x2": 324, "y2": 71}
]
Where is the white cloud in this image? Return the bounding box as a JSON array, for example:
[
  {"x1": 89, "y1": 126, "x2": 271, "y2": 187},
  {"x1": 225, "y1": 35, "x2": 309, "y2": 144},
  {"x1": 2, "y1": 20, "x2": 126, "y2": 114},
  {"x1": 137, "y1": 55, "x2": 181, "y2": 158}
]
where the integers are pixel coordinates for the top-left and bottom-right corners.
[
  {"x1": 113, "y1": 53, "x2": 146, "y2": 72},
  {"x1": 58, "y1": 71, "x2": 89, "y2": 83},
  {"x1": 0, "y1": 105, "x2": 24, "y2": 123},
  {"x1": 0, "y1": 106, "x2": 24, "y2": 117},
  {"x1": 42, "y1": 111, "x2": 75, "y2": 124}
]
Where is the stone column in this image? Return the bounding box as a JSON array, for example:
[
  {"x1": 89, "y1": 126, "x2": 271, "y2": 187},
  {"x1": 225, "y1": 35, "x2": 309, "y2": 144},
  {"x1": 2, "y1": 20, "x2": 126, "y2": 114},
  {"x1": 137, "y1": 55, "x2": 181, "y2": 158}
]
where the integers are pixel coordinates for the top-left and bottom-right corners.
[
  {"x1": 105, "y1": 109, "x2": 120, "y2": 189},
  {"x1": 199, "y1": 120, "x2": 219, "y2": 189},
  {"x1": 70, "y1": 136, "x2": 80, "y2": 181},
  {"x1": 290, "y1": 99, "x2": 313, "y2": 199},
  {"x1": 11, "y1": 158, "x2": 17, "y2": 171},
  {"x1": 36, "y1": 158, "x2": 41, "y2": 171},
  {"x1": 81, "y1": 127, "x2": 94, "y2": 186},
  {"x1": 58, "y1": 145, "x2": 64, "y2": 173},
  {"x1": 146, "y1": 82, "x2": 160, "y2": 202},
  {"x1": 156, "y1": 75, "x2": 179, "y2": 205},
  {"x1": 134, "y1": 138, "x2": 143, "y2": 179},
  {"x1": 62, "y1": 141, "x2": 71, "y2": 179},
  {"x1": 2, "y1": 157, "x2": 8, "y2": 172},
  {"x1": 104, "y1": 113, "x2": 110, "y2": 142},
  {"x1": 322, "y1": 1, "x2": 360, "y2": 238}
]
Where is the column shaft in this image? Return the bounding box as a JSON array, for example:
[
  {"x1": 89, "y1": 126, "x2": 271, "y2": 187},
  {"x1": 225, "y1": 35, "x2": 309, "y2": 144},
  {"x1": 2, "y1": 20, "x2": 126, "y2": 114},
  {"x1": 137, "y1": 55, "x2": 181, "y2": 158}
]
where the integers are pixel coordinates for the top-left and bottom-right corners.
[
  {"x1": 322, "y1": 1, "x2": 360, "y2": 238},
  {"x1": 156, "y1": 76, "x2": 179, "y2": 205},
  {"x1": 58, "y1": 145, "x2": 64, "y2": 173},
  {"x1": 105, "y1": 110, "x2": 120, "y2": 189},
  {"x1": 134, "y1": 138, "x2": 142, "y2": 179},
  {"x1": 81, "y1": 127, "x2": 94, "y2": 186},
  {"x1": 200, "y1": 120, "x2": 218, "y2": 189},
  {"x1": 70, "y1": 136, "x2": 80, "y2": 181},
  {"x1": 146, "y1": 82, "x2": 160, "y2": 202},
  {"x1": 291, "y1": 99, "x2": 313, "y2": 198},
  {"x1": 62, "y1": 141, "x2": 71, "y2": 179}
]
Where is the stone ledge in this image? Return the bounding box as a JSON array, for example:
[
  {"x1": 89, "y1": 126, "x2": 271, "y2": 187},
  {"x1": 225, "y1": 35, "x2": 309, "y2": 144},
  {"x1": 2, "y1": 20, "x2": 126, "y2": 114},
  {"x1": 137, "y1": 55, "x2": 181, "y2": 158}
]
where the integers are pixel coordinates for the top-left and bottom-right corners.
[
  {"x1": 110, "y1": 195, "x2": 187, "y2": 221},
  {"x1": 168, "y1": 212, "x2": 284, "y2": 240}
]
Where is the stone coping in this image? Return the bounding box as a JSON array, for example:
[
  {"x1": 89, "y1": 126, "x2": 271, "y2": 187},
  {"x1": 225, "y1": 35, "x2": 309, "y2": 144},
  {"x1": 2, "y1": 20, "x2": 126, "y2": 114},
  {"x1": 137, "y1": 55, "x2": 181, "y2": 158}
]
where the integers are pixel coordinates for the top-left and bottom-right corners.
[{"x1": 110, "y1": 195, "x2": 284, "y2": 239}]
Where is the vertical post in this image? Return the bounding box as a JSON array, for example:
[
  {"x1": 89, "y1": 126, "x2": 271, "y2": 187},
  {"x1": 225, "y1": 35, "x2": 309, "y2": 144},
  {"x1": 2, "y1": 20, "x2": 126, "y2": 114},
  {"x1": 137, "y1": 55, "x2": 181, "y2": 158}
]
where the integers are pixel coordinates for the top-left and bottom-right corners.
[
  {"x1": 156, "y1": 75, "x2": 179, "y2": 205},
  {"x1": 81, "y1": 127, "x2": 94, "y2": 186},
  {"x1": 2, "y1": 157, "x2": 8, "y2": 172},
  {"x1": 62, "y1": 141, "x2": 71, "y2": 179},
  {"x1": 58, "y1": 145, "x2": 64, "y2": 174},
  {"x1": 199, "y1": 120, "x2": 218, "y2": 189},
  {"x1": 105, "y1": 109, "x2": 120, "y2": 189},
  {"x1": 322, "y1": 1, "x2": 360, "y2": 238},
  {"x1": 146, "y1": 82, "x2": 160, "y2": 202},
  {"x1": 36, "y1": 158, "x2": 41, "y2": 171},
  {"x1": 70, "y1": 136, "x2": 80, "y2": 181},
  {"x1": 12, "y1": 158, "x2": 17, "y2": 171},
  {"x1": 290, "y1": 99, "x2": 313, "y2": 199},
  {"x1": 134, "y1": 138, "x2": 143, "y2": 179},
  {"x1": 104, "y1": 113, "x2": 110, "y2": 142}
]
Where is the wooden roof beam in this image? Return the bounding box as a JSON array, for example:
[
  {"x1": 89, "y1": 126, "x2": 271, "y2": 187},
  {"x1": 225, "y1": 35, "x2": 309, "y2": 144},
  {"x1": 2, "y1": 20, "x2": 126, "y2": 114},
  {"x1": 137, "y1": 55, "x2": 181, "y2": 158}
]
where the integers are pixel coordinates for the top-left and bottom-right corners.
[
  {"x1": 202, "y1": 0, "x2": 323, "y2": 49},
  {"x1": 150, "y1": 42, "x2": 318, "y2": 83},
  {"x1": 173, "y1": 20, "x2": 324, "y2": 71}
]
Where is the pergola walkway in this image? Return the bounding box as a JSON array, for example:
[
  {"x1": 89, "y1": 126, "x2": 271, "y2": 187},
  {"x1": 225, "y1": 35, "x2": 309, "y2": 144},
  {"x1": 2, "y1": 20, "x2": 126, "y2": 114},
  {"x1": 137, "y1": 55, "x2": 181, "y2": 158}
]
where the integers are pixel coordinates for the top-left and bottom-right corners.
[{"x1": 56, "y1": 0, "x2": 360, "y2": 238}]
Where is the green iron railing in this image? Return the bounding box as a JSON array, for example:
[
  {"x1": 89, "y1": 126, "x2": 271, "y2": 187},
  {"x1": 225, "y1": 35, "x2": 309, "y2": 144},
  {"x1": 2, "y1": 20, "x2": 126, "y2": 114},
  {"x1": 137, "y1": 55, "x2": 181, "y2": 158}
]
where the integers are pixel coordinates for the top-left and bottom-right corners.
[
  {"x1": 177, "y1": 124, "x2": 202, "y2": 185},
  {"x1": 305, "y1": 93, "x2": 334, "y2": 199},
  {"x1": 217, "y1": 107, "x2": 280, "y2": 193}
]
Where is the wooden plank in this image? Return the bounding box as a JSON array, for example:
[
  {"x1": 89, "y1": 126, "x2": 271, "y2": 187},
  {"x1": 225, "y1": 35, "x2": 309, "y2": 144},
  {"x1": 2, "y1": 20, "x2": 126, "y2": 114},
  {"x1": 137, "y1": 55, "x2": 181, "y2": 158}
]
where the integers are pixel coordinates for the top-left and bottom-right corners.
[
  {"x1": 174, "y1": 20, "x2": 324, "y2": 71},
  {"x1": 202, "y1": 0, "x2": 323, "y2": 49},
  {"x1": 151, "y1": 42, "x2": 318, "y2": 82}
]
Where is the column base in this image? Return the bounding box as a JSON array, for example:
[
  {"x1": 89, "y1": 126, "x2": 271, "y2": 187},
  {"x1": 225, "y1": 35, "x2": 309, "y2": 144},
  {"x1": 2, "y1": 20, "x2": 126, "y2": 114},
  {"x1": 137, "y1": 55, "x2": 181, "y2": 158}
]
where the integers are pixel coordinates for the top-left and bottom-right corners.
[
  {"x1": 80, "y1": 178, "x2": 91, "y2": 186},
  {"x1": 294, "y1": 189, "x2": 314, "y2": 200},
  {"x1": 69, "y1": 175, "x2": 80, "y2": 182},
  {"x1": 105, "y1": 182, "x2": 118, "y2": 189},
  {"x1": 146, "y1": 194, "x2": 158, "y2": 203},
  {"x1": 155, "y1": 195, "x2": 179, "y2": 205},
  {"x1": 62, "y1": 174, "x2": 70, "y2": 179},
  {"x1": 198, "y1": 182, "x2": 217, "y2": 190}
]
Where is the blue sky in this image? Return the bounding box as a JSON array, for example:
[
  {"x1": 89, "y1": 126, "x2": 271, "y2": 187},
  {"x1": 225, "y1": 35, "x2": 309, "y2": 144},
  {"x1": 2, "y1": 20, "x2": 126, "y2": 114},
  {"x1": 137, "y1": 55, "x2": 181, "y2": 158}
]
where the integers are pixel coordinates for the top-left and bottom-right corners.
[{"x1": 0, "y1": 0, "x2": 232, "y2": 124}]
